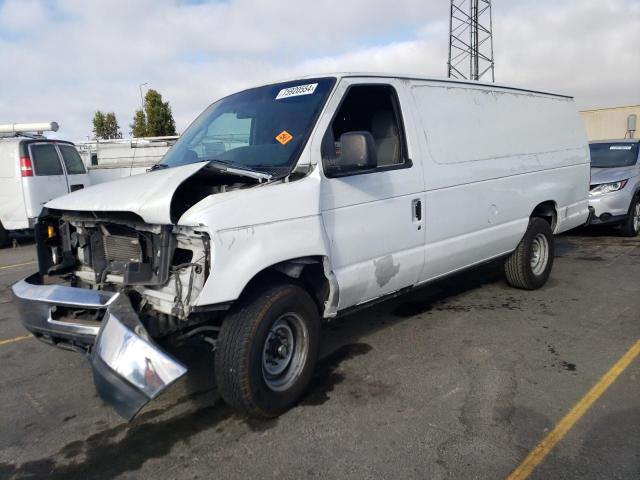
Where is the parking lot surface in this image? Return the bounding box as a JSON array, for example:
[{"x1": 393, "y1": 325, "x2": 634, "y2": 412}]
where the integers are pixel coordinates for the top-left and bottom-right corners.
[{"x1": 0, "y1": 230, "x2": 638, "y2": 480}]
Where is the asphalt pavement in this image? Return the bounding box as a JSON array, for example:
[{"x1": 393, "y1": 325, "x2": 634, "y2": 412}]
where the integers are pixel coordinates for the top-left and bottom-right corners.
[{"x1": 0, "y1": 228, "x2": 638, "y2": 480}]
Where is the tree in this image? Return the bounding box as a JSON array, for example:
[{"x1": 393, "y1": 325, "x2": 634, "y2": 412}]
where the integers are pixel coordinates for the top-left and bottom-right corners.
[
  {"x1": 92, "y1": 111, "x2": 105, "y2": 139},
  {"x1": 103, "y1": 112, "x2": 122, "y2": 139},
  {"x1": 130, "y1": 89, "x2": 177, "y2": 138},
  {"x1": 92, "y1": 111, "x2": 122, "y2": 139},
  {"x1": 130, "y1": 109, "x2": 147, "y2": 138}
]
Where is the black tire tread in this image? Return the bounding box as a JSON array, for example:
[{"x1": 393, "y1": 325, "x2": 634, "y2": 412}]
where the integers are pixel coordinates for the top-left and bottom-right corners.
[
  {"x1": 215, "y1": 283, "x2": 312, "y2": 418},
  {"x1": 504, "y1": 236, "x2": 530, "y2": 289},
  {"x1": 504, "y1": 217, "x2": 554, "y2": 290},
  {"x1": 620, "y1": 196, "x2": 640, "y2": 237}
]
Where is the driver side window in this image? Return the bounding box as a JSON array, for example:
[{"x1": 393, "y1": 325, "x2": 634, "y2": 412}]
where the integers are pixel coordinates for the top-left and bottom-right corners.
[{"x1": 322, "y1": 84, "x2": 408, "y2": 176}]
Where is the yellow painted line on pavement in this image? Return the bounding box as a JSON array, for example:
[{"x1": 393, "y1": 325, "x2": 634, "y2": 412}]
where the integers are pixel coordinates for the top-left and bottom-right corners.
[
  {"x1": 0, "y1": 334, "x2": 32, "y2": 346},
  {"x1": 507, "y1": 339, "x2": 640, "y2": 480},
  {"x1": 0, "y1": 261, "x2": 36, "y2": 271}
]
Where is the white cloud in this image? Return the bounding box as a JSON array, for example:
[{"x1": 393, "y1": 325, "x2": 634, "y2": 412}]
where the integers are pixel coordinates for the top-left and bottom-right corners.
[
  {"x1": 0, "y1": 0, "x2": 47, "y2": 30},
  {"x1": 0, "y1": 0, "x2": 637, "y2": 140},
  {"x1": 493, "y1": 0, "x2": 640, "y2": 107}
]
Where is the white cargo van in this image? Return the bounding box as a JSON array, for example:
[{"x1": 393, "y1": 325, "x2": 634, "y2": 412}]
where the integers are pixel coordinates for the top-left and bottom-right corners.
[
  {"x1": 0, "y1": 124, "x2": 90, "y2": 247},
  {"x1": 12, "y1": 74, "x2": 590, "y2": 420}
]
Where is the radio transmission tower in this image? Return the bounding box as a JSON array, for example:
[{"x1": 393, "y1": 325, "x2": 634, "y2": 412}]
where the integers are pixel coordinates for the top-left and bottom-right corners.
[{"x1": 447, "y1": 0, "x2": 495, "y2": 82}]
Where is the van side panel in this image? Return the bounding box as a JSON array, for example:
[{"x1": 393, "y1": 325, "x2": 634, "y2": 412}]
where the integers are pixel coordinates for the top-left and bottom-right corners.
[
  {"x1": 180, "y1": 169, "x2": 331, "y2": 308},
  {"x1": 317, "y1": 78, "x2": 427, "y2": 310},
  {"x1": 0, "y1": 141, "x2": 29, "y2": 230},
  {"x1": 410, "y1": 82, "x2": 590, "y2": 282}
]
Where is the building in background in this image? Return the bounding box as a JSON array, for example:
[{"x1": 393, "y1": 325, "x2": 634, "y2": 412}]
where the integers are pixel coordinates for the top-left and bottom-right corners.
[{"x1": 580, "y1": 105, "x2": 639, "y2": 141}]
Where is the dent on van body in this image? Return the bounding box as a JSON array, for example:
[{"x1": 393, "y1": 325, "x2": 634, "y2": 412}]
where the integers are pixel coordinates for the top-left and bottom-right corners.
[
  {"x1": 46, "y1": 162, "x2": 208, "y2": 225},
  {"x1": 182, "y1": 169, "x2": 332, "y2": 308}
]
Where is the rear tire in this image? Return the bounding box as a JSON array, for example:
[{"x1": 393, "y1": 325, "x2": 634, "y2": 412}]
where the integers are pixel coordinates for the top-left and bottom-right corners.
[
  {"x1": 620, "y1": 196, "x2": 640, "y2": 237},
  {"x1": 504, "y1": 217, "x2": 554, "y2": 290},
  {"x1": 215, "y1": 283, "x2": 321, "y2": 417},
  {"x1": 0, "y1": 221, "x2": 9, "y2": 249}
]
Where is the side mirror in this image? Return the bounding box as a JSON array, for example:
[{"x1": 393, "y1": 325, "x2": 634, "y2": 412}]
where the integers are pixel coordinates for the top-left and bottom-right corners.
[{"x1": 325, "y1": 131, "x2": 377, "y2": 177}]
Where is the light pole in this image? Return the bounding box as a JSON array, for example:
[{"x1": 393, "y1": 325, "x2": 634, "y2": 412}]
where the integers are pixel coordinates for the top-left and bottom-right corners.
[{"x1": 138, "y1": 82, "x2": 148, "y2": 113}]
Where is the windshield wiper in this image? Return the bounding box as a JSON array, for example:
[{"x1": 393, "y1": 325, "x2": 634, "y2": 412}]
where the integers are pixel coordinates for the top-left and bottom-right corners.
[
  {"x1": 149, "y1": 163, "x2": 169, "y2": 171},
  {"x1": 201, "y1": 158, "x2": 232, "y2": 165},
  {"x1": 203, "y1": 159, "x2": 273, "y2": 181}
]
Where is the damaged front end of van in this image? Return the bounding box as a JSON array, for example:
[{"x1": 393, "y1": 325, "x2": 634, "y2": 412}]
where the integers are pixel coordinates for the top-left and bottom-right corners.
[
  {"x1": 10, "y1": 160, "x2": 270, "y2": 419},
  {"x1": 11, "y1": 76, "x2": 337, "y2": 420}
]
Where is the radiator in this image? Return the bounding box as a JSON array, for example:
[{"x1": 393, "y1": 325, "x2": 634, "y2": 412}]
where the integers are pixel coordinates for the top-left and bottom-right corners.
[{"x1": 103, "y1": 234, "x2": 143, "y2": 263}]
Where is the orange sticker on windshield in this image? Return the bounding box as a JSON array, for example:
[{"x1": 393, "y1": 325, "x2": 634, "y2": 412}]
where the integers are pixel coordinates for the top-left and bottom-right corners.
[{"x1": 275, "y1": 130, "x2": 293, "y2": 145}]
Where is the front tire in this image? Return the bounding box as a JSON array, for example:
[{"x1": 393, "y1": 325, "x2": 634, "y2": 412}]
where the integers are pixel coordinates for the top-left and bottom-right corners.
[
  {"x1": 0, "y1": 221, "x2": 9, "y2": 249},
  {"x1": 504, "y1": 217, "x2": 554, "y2": 290},
  {"x1": 620, "y1": 196, "x2": 640, "y2": 237},
  {"x1": 215, "y1": 283, "x2": 321, "y2": 417}
]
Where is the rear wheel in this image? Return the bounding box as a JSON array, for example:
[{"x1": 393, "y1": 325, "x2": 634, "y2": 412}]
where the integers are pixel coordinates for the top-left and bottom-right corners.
[
  {"x1": 504, "y1": 217, "x2": 554, "y2": 290},
  {"x1": 215, "y1": 283, "x2": 321, "y2": 417},
  {"x1": 620, "y1": 196, "x2": 640, "y2": 237},
  {"x1": 0, "y1": 221, "x2": 9, "y2": 249}
]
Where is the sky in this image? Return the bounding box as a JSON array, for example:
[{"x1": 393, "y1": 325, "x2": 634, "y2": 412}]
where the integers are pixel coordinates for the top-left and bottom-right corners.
[{"x1": 0, "y1": 0, "x2": 638, "y2": 140}]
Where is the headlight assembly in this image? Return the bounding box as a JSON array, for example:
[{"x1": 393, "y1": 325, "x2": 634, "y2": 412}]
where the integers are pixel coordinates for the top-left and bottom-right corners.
[{"x1": 589, "y1": 179, "x2": 628, "y2": 196}]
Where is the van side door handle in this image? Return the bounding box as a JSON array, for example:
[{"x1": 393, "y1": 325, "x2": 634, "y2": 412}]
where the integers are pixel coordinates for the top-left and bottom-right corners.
[{"x1": 412, "y1": 199, "x2": 422, "y2": 222}]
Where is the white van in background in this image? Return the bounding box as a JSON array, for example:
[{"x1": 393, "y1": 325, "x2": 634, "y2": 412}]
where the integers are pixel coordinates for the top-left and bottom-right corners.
[
  {"x1": 0, "y1": 123, "x2": 91, "y2": 247},
  {"x1": 76, "y1": 136, "x2": 178, "y2": 185},
  {"x1": 12, "y1": 74, "x2": 590, "y2": 420}
]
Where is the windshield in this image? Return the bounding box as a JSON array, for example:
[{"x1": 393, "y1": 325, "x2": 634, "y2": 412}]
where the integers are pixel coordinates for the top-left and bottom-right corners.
[
  {"x1": 589, "y1": 142, "x2": 639, "y2": 168},
  {"x1": 160, "y1": 78, "x2": 335, "y2": 176}
]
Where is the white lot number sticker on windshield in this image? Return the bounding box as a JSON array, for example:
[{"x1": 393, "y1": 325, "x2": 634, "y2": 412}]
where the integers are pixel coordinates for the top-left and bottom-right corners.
[
  {"x1": 276, "y1": 83, "x2": 318, "y2": 100},
  {"x1": 610, "y1": 145, "x2": 632, "y2": 150}
]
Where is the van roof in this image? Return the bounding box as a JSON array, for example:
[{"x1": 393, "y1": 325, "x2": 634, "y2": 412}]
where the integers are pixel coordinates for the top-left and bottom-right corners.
[
  {"x1": 0, "y1": 135, "x2": 74, "y2": 145},
  {"x1": 0, "y1": 136, "x2": 76, "y2": 157},
  {"x1": 263, "y1": 72, "x2": 573, "y2": 100}
]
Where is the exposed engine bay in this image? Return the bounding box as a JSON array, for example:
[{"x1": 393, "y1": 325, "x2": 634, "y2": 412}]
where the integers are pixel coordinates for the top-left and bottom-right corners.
[
  {"x1": 169, "y1": 162, "x2": 274, "y2": 222},
  {"x1": 37, "y1": 210, "x2": 212, "y2": 339},
  {"x1": 33, "y1": 163, "x2": 309, "y2": 343}
]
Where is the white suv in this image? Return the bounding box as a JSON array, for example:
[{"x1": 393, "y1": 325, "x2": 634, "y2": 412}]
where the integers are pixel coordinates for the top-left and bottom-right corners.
[{"x1": 588, "y1": 139, "x2": 640, "y2": 236}]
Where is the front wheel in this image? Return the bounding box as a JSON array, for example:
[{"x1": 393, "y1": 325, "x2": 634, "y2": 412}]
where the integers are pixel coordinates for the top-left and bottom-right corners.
[
  {"x1": 215, "y1": 283, "x2": 321, "y2": 417},
  {"x1": 504, "y1": 217, "x2": 555, "y2": 290},
  {"x1": 620, "y1": 196, "x2": 640, "y2": 237}
]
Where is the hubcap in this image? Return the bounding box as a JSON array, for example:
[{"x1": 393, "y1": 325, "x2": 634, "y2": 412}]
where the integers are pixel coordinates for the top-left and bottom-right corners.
[
  {"x1": 262, "y1": 313, "x2": 309, "y2": 392},
  {"x1": 633, "y1": 202, "x2": 640, "y2": 233},
  {"x1": 530, "y1": 233, "x2": 549, "y2": 276}
]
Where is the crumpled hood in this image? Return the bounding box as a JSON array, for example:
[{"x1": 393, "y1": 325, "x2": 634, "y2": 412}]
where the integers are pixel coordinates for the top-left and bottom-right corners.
[
  {"x1": 46, "y1": 163, "x2": 207, "y2": 224},
  {"x1": 590, "y1": 166, "x2": 638, "y2": 185}
]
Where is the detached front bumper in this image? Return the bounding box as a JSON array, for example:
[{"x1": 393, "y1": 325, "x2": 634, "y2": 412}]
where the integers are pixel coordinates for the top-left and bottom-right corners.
[
  {"x1": 11, "y1": 274, "x2": 187, "y2": 419},
  {"x1": 11, "y1": 273, "x2": 117, "y2": 348},
  {"x1": 91, "y1": 295, "x2": 187, "y2": 418}
]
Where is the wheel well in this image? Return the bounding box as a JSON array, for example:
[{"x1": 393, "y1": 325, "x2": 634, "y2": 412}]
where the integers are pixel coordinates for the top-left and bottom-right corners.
[
  {"x1": 240, "y1": 257, "x2": 333, "y2": 316},
  {"x1": 531, "y1": 201, "x2": 557, "y2": 231}
]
